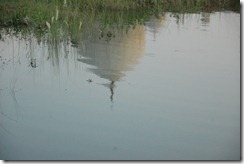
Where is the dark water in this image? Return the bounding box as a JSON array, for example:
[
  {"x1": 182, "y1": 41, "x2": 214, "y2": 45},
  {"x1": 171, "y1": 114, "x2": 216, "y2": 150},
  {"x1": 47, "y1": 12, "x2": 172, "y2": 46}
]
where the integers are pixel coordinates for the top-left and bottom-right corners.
[{"x1": 0, "y1": 12, "x2": 240, "y2": 160}]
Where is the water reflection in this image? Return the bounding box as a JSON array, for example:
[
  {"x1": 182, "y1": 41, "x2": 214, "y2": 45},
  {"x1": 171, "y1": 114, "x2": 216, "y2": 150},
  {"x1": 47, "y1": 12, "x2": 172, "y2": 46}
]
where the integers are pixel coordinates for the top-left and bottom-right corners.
[
  {"x1": 200, "y1": 13, "x2": 210, "y2": 25},
  {"x1": 0, "y1": 12, "x2": 240, "y2": 160},
  {"x1": 146, "y1": 14, "x2": 165, "y2": 39},
  {"x1": 77, "y1": 25, "x2": 145, "y2": 102}
]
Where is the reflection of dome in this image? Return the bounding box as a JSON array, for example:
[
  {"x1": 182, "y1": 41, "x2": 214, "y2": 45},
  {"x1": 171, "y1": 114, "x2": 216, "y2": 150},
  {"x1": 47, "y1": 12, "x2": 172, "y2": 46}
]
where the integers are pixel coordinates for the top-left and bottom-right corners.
[
  {"x1": 78, "y1": 25, "x2": 145, "y2": 82},
  {"x1": 77, "y1": 24, "x2": 145, "y2": 102}
]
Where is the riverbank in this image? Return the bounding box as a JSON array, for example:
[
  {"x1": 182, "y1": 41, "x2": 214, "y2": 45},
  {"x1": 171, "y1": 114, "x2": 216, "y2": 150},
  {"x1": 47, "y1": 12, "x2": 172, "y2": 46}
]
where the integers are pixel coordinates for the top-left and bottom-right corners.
[
  {"x1": 0, "y1": 0, "x2": 240, "y2": 40},
  {"x1": 0, "y1": 0, "x2": 240, "y2": 25}
]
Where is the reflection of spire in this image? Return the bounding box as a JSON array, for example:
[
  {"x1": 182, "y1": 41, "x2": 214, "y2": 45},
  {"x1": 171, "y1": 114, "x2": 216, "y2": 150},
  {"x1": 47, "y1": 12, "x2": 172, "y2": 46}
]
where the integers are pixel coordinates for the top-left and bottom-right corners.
[
  {"x1": 200, "y1": 13, "x2": 210, "y2": 26},
  {"x1": 99, "y1": 81, "x2": 116, "y2": 102},
  {"x1": 109, "y1": 81, "x2": 115, "y2": 102}
]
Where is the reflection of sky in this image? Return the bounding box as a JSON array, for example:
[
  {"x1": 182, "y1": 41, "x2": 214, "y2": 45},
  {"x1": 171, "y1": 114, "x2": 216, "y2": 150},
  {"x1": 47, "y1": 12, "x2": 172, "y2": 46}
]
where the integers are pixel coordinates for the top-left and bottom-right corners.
[
  {"x1": 0, "y1": 12, "x2": 240, "y2": 160},
  {"x1": 140, "y1": 12, "x2": 240, "y2": 160}
]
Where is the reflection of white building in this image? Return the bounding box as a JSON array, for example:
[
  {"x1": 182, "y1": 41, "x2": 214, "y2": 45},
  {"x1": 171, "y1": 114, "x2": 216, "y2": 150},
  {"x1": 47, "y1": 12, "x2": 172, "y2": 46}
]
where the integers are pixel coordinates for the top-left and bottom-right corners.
[{"x1": 77, "y1": 25, "x2": 145, "y2": 101}]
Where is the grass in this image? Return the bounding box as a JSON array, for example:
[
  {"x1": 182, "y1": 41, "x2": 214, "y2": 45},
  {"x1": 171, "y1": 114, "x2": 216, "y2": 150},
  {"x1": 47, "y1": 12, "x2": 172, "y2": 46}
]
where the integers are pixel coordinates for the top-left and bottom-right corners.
[
  {"x1": 0, "y1": 0, "x2": 240, "y2": 41},
  {"x1": 0, "y1": 0, "x2": 240, "y2": 26}
]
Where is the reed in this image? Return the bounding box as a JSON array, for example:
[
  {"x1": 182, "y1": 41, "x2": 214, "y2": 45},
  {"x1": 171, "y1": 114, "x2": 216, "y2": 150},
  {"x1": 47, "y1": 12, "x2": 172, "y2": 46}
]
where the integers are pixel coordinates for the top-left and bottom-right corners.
[
  {"x1": 0, "y1": 0, "x2": 240, "y2": 40},
  {"x1": 0, "y1": 0, "x2": 239, "y2": 26}
]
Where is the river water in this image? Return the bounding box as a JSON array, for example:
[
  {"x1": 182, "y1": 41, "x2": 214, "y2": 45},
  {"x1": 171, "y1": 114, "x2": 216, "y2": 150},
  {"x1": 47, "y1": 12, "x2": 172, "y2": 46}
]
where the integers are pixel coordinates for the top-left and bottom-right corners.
[{"x1": 0, "y1": 12, "x2": 240, "y2": 160}]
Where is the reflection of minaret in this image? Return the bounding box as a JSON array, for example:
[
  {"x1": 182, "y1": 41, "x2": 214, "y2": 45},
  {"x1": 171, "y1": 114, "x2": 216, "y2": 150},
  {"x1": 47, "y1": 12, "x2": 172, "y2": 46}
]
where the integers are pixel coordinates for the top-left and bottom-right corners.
[
  {"x1": 200, "y1": 13, "x2": 210, "y2": 26},
  {"x1": 77, "y1": 24, "x2": 145, "y2": 102},
  {"x1": 146, "y1": 14, "x2": 165, "y2": 40}
]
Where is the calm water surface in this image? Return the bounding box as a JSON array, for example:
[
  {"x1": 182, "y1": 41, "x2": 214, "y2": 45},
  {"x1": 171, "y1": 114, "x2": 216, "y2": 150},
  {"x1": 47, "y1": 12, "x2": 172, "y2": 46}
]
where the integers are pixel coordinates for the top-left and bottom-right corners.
[{"x1": 0, "y1": 12, "x2": 240, "y2": 160}]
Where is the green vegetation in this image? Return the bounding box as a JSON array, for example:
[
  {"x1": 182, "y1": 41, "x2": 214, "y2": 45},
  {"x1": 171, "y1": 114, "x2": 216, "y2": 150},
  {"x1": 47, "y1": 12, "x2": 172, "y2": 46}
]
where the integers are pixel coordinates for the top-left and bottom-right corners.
[
  {"x1": 0, "y1": 0, "x2": 240, "y2": 41},
  {"x1": 0, "y1": 0, "x2": 240, "y2": 26}
]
